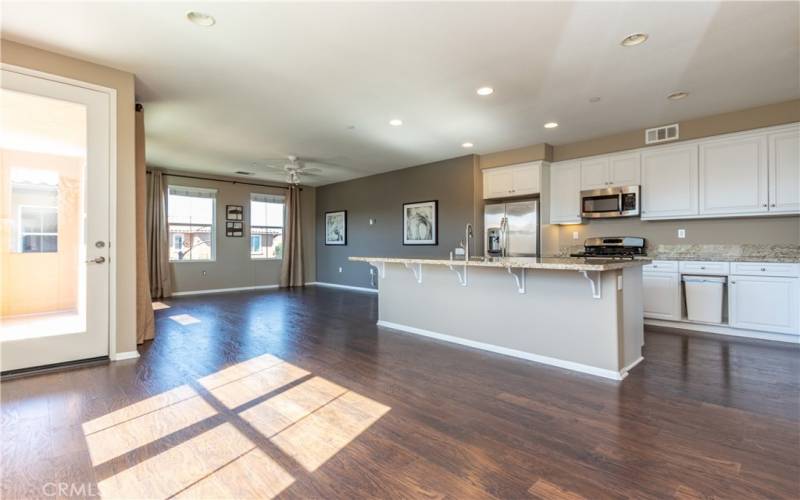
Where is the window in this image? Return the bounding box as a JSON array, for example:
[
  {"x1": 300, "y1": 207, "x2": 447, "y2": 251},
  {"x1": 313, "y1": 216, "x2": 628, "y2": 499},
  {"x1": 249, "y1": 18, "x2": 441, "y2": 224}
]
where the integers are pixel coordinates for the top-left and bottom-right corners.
[
  {"x1": 250, "y1": 193, "x2": 284, "y2": 259},
  {"x1": 168, "y1": 186, "x2": 217, "y2": 261},
  {"x1": 10, "y1": 168, "x2": 59, "y2": 253},
  {"x1": 19, "y1": 206, "x2": 58, "y2": 252}
]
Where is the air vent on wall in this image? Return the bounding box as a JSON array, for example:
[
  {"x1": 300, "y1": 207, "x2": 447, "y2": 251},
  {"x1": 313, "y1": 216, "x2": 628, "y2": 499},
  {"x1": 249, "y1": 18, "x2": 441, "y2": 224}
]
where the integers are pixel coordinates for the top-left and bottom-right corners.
[
  {"x1": 645, "y1": 123, "x2": 679, "y2": 145},
  {"x1": 234, "y1": 171, "x2": 255, "y2": 176}
]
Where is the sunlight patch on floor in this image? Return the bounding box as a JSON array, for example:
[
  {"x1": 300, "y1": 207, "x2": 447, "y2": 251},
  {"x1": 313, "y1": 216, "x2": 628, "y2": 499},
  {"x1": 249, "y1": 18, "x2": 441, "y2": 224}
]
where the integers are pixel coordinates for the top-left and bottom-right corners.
[
  {"x1": 84, "y1": 353, "x2": 391, "y2": 498},
  {"x1": 169, "y1": 314, "x2": 202, "y2": 326},
  {"x1": 152, "y1": 302, "x2": 171, "y2": 310},
  {"x1": 240, "y1": 376, "x2": 347, "y2": 437},
  {"x1": 85, "y1": 396, "x2": 216, "y2": 466},
  {"x1": 82, "y1": 385, "x2": 197, "y2": 435},
  {"x1": 173, "y1": 447, "x2": 294, "y2": 499},
  {"x1": 209, "y1": 361, "x2": 309, "y2": 409},
  {"x1": 271, "y1": 390, "x2": 390, "y2": 472},
  {"x1": 197, "y1": 353, "x2": 284, "y2": 390},
  {"x1": 97, "y1": 423, "x2": 263, "y2": 499}
]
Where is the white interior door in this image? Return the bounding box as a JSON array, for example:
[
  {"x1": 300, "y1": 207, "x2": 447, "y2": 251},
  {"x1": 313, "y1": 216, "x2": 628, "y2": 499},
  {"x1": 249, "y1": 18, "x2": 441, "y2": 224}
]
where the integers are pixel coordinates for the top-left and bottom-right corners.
[{"x1": 1, "y1": 68, "x2": 111, "y2": 372}]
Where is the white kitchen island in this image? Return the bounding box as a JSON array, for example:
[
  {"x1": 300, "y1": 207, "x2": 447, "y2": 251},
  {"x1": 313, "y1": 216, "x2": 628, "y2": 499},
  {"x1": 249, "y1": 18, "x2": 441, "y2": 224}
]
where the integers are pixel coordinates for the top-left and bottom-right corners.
[{"x1": 349, "y1": 256, "x2": 649, "y2": 380}]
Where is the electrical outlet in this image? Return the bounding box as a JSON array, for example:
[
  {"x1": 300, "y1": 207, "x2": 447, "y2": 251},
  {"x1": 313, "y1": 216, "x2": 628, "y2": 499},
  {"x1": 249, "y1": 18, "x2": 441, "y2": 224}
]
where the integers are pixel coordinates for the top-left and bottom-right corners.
[
  {"x1": 369, "y1": 218, "x2": 375, "y2": 226},
  {"x1": 572, "y1": 231, "x2": 580, "y2": 240},
  {"x1": 678, "y1": 229, "x2": 686, "y2": 239},
  {"x1": 338, "y1": 267, "x2": 343, "y2": 273},
  {"x1": 201, "y1": 270, "x2": 207, "y2": 277}
]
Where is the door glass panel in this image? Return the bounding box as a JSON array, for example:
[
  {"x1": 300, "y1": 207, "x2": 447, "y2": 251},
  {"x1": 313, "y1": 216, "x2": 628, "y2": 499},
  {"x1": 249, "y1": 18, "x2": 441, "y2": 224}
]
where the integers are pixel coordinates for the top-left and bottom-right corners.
[{"x1": 0, "y1": 88, "x2": 87, "y2": 340}]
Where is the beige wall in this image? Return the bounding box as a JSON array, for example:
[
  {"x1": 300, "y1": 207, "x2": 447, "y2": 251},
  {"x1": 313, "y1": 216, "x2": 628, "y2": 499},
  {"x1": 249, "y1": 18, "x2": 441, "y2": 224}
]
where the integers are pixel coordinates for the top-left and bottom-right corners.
[
  {"x1": 552, "y1": 99, "x2": 800, "y2": 161},
  {"x1": 479, "y1": 143, "x2": 552, "y2": 169},
  {"x1": 1, "y1": 39, "x2": 138, "y2": 354},
  {"x1": 160, "y1": 172, "x2": 316, "y2": 293},
  {"x1": 557, "y1": 216, "x2": 800, "y2": 252}
]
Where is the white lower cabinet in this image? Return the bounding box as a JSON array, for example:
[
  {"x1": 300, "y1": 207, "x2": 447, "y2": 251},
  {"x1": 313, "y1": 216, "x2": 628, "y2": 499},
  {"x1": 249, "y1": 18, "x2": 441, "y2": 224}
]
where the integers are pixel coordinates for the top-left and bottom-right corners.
[
  {"x1": 643, "y1": 272, "x2": 681, "y2": 320},
  {"x1": 729, "y1": 275, "x2": 800, "y2": 335}
]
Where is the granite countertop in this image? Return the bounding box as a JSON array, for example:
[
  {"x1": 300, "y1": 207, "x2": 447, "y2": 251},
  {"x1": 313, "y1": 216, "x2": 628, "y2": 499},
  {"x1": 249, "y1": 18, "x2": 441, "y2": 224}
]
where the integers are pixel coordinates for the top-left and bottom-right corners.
[{"x1": 349, "y1": 256, "x2": 649, "y2": 272}]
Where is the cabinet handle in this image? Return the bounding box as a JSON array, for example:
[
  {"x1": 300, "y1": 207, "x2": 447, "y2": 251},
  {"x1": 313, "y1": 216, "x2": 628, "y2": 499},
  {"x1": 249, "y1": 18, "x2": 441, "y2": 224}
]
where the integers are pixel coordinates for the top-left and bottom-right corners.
[
  {"x1": 762, "y1": 204, "x2": 768, "y2": 207},
  {"x1": 761, "y1": 267, "x2": 766, "y2": 272},
  {"x1": 731, "y1": 281, "x2": 736, "y2": 285},
  {"x1": 771, "y1": 204, "x2": 776, "y2": 207},
  {"x1": 700, "y1": 266, "x2": 706, "y2": 270}
]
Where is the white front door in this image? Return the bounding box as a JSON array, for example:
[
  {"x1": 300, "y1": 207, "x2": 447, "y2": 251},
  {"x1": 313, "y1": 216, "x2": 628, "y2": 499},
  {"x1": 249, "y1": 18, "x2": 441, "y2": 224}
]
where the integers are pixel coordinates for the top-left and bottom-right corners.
[{"x1": 1, "y1": 68, "x2": 112, "y2": 372}]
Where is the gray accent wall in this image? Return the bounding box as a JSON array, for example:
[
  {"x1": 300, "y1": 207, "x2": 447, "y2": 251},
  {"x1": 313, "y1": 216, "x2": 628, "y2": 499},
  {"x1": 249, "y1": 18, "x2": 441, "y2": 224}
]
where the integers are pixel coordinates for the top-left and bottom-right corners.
[{"x1": 315, "y1": 155, "x2": 477, "y2": 288}]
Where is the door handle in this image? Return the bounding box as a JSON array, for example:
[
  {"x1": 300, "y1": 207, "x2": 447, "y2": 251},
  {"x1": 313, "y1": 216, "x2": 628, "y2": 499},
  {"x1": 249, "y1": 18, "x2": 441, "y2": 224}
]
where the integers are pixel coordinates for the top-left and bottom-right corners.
[{"x1": 86, "y1": 256, "x2": 106, "y2": 264}]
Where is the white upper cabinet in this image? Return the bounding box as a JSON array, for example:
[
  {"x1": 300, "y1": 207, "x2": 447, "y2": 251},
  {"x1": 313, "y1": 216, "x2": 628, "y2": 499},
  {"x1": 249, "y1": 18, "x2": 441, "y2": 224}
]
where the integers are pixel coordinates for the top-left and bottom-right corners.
[
  {"x1": 579, "y1": 153, "x2": 640, "y2": 190},
  {"x1": 608, "y1": 153, "x2": 641, "y2": 186},
  {"x1": 641, "y1": 144, "x2": 698, "y2": 219},
  {"x1": 483, "y1": 162, "x2": 541, "y2": 199},
  {"x1": 549, "y1": 161, "x2": 581, "y2": 224},
  {"x1": 699, "y1": 134, "x2": 768, "y2": 215},
  {"x1": 769, "y1": 127, "x2": 800, "y2": 213},
  {"x1": 580, "y1": 158, "x2": 609, "y2": 190}
]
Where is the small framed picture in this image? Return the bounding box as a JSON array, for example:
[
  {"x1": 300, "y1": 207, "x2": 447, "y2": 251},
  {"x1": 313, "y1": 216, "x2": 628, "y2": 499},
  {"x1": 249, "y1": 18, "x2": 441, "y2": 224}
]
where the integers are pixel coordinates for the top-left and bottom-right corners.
[
  {"x1": 403, "y1": 200, "x2": 437, "y2": 245},
  {"x1": 325, "y1": 210, "x2": 347, "y2": 245},
  {"x1": 226, "y1": 221, "x2": 243, "y2": 237},
  {"x1": 226, "y1": 205, "x2": 243, "y2": 221}
]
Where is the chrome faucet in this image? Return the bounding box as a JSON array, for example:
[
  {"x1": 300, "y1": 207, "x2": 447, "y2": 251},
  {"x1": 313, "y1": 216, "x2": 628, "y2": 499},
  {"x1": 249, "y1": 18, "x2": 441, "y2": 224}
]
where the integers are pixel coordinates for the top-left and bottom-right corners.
[{"x1": 465, "y1": 223, "x2": 473, "y2": 260}]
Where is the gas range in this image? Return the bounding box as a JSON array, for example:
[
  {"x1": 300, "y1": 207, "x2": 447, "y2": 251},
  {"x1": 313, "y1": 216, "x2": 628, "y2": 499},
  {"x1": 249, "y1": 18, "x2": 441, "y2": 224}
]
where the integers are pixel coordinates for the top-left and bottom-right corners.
[{"x1": 570, "y1": 237, "x2": 647, "y2": 260}]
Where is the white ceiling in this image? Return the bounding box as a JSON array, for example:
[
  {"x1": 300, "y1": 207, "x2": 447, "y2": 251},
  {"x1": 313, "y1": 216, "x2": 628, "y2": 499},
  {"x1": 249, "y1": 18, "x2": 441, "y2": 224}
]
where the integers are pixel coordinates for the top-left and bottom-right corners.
[{"x1": 3, "y1": 1, "x2": 798, "y2": 186}]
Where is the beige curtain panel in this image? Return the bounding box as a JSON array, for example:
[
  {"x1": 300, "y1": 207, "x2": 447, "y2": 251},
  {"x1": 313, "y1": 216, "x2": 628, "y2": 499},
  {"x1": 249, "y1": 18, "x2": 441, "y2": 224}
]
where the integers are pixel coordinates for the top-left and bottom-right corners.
[
  {"x1": 135, "y1": 106, "x2": 155, "y2": 344},
  {"x1": 147, "y1": 169, "x2": 172, "y2": 299},
  {"x1": 280, "y1": 185, "x2": 304, "y2": 287}
]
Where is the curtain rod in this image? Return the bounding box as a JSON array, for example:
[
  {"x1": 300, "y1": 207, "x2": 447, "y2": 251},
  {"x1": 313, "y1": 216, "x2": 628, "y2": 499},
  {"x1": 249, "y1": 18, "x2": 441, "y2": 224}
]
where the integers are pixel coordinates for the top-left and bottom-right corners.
[{"x1": 146, "y1": 171, "x2": 302, "y2": 191}]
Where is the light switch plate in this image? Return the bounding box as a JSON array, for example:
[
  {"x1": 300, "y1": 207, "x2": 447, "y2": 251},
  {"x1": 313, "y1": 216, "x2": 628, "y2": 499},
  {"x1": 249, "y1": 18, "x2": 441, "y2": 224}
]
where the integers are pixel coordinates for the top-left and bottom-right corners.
[
  {"x1": 572, "y1": 231, "x2": 580, "y2": 240},
  {"x1": 338, "y1": 267, "x2": 343, "y2": 273},
  {"x1": 678, "y1": 229, "x2": 686, "y2": 239},
  {"x1": 369, "y1": 218, "x2": 375, "y2": 225}
]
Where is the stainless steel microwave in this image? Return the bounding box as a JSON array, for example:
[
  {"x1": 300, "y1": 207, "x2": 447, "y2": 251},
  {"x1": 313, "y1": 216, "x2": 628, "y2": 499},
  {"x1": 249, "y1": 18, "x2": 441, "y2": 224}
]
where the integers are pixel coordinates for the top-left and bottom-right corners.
[{"x1": 580, "y1": 185, "x2": 640, "y2": 218}]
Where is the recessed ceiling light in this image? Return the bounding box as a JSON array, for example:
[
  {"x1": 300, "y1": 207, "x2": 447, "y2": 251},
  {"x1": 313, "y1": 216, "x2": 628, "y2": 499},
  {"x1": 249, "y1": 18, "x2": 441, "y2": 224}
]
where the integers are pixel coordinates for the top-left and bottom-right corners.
[
  {"x1": 389, "y1": 119, "x2": 403, "y2": 126},
  {"x1": 667, "y1": 91, "x2": 689, "y2": 101},
  {"x1": 544, "y1": 122, "x2": 559, "y2": 129},
  {"x1": 186, "y1": 11, "x2": 215, "y2": 27},
  {"x1": 476, "y1": 87, "x2": 494, "y2": 96},
  {"x1": 462, "y1": 142, "x2": 474, "y2": 148},
  {"x1": 620, "y1": 33, "x2": 648, "y2": 47}
]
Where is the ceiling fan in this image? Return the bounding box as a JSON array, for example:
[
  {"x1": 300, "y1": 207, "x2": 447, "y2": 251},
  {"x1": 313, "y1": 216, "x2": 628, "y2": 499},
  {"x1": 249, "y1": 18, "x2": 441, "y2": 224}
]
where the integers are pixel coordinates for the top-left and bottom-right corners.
[{"x1": 260, "y1": 155, "x2": 323, "y2": 185}]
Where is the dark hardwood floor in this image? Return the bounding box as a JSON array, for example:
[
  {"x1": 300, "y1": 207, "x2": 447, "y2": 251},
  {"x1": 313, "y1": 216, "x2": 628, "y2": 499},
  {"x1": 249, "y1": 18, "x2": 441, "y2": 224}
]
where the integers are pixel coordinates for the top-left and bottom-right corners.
[{"x1": 2, "y1": 287, "x2": 799, "y2": 499}]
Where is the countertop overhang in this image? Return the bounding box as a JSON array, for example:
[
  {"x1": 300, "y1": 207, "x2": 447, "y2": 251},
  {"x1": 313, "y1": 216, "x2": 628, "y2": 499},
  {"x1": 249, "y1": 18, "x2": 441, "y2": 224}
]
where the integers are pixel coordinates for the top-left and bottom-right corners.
[{"x1": 349, "y1": 256, "x2": 649, "y2": 272}]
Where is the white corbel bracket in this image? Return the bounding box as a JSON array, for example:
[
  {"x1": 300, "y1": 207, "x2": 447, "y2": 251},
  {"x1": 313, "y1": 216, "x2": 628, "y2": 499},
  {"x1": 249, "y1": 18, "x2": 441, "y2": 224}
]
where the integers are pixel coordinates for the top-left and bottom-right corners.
[
  {"x1": 506, "y1": 266, "x2": 526, "y2": 294},
  {"x1": 581, "y1": 270, "x2": 602, "y2": 299},
  {"x1": 447, "y1": 262, "x2": 468, "y2": 286},
  {"x1": 404, "y1": 262, "x2": 423, "y2": 284},
  {"x1": 368, "y1": 261, "x2": 386, "y2": 279}
]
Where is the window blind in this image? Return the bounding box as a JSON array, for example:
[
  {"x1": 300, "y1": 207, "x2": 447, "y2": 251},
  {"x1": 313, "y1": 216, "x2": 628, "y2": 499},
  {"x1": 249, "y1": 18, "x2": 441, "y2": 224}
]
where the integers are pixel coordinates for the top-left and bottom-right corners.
[
  {"x1": 251, "y1": 193, "x2": 285, "y2": 204},
  {"x1": 168, "y1": 186, "x2": 217, "y2": 198}
]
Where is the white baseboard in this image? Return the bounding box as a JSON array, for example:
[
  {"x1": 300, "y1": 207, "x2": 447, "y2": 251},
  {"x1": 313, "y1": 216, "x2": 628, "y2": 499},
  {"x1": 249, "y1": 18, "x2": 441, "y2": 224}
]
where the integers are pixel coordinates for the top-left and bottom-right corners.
[
  {"x1": 307, "y1": 282, "x2": 378, "y2": 294},
  {"x1": 171, "y1": 284, "x2": 280, "y2": 296},
  {"x1": 376, "y1": 320, "x2": 632, "y2": 381},
  {"x1": 111, "y1": 350, "x2": 140, "y2": 361},
  {"x1": 645, "y1": 319, "x2": 799, "y2": 344}
]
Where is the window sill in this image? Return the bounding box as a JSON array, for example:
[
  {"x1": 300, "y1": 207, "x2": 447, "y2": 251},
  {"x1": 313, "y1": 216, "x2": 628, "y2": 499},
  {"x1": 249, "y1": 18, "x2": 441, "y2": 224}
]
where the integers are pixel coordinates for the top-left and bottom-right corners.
[
  {"x1": 169, "y1": 259, "x2": 216, "y2": 263},
  {"x1": 251, "y1": 258, "x2": 283, "y2": 261}
]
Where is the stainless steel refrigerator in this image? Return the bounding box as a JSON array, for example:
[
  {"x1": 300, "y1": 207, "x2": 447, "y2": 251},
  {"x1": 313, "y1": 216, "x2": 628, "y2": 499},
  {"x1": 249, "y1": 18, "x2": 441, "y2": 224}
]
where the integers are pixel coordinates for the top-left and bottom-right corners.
[{"x1": 484, "y1": 199, "x2": 539, "y2": 257}]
